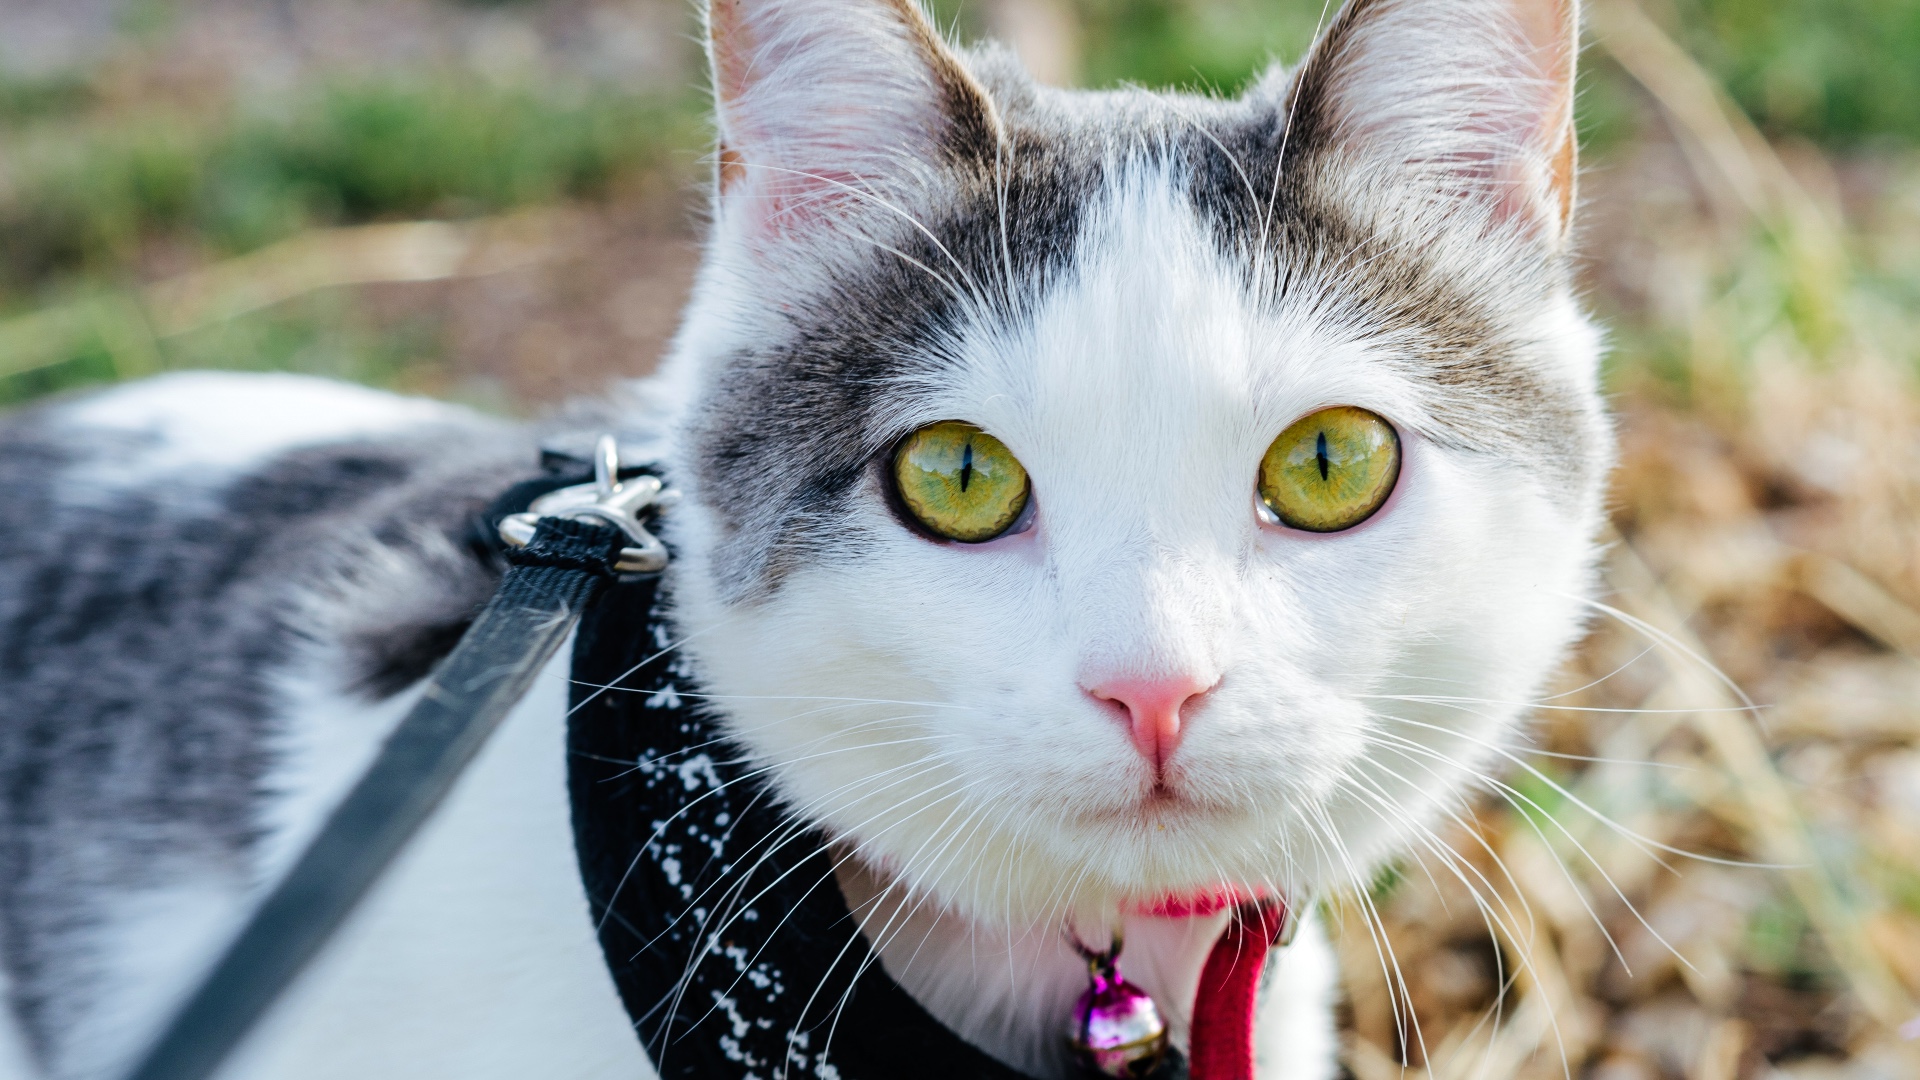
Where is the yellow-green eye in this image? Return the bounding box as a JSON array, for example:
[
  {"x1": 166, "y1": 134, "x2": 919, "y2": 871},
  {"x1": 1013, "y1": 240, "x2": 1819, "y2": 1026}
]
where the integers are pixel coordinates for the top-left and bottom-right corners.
[
  {"x1": 1258, "y1": 406, "x2": 1401, "y2": 533},
  {"x1": 892, "y1": 421, "x2": 1031, "y2": 543}
]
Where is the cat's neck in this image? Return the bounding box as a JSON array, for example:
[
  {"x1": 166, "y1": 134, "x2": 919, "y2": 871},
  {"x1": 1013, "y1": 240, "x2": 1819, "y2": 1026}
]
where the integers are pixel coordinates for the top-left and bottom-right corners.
[{"x1": 831, "y1": 852, "x2": 1228, "y2": 1078}]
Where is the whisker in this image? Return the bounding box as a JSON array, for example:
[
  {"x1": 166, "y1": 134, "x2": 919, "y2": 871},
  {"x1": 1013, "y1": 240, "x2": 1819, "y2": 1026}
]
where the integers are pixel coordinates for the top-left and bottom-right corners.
[
  {"x1": 596, "y1": 731, "x2": 957, "y2": 939},
  {"x1": 1371, "y1": 711, "x2": 1783, "y2": 870},
  {"x1": 565, "y1": 614, "x2": 737, "y2": 716}
]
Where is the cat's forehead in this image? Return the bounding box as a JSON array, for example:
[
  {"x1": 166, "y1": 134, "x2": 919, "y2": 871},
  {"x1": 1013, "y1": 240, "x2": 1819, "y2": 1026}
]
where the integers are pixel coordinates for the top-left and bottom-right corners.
[{"x1": 915, "y1": 160, "x2": 1424, "y2": 451}]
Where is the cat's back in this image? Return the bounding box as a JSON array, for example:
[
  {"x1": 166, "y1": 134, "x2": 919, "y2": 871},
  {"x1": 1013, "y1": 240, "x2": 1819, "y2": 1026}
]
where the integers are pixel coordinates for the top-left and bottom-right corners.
[
  {"x1": 0, "y1": 370, "x2": 521, "y2": 916},
  {"x1": 0, "y1": 372, "x2": 648, "y2": 1080},
  {"x1": 0, "y1": 372, "x2": 515, "y2": 842}
]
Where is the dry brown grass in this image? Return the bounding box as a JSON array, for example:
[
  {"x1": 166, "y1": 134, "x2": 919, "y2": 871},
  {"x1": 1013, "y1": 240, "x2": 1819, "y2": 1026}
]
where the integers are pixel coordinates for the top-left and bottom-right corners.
[
  {"x1": 3, "y1": 5, "x2": 1914, "y2": 1075},
  {"x1": 1328, "y1": 5, "x2": 1920, "y2": 1077}
]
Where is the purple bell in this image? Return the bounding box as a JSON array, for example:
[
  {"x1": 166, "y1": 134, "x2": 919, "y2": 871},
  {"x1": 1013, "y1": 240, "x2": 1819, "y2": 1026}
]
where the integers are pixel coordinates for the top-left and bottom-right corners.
[{"x1": 1067, "y1": 937, "x2": 1168, "y2": 1078}]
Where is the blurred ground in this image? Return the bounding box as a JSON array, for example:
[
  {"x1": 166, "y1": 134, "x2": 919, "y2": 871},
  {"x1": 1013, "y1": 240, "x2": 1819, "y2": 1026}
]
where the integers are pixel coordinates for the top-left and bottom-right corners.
[{"x1": 1, "y1": 1, "x2": 1918, "y2": 1078}]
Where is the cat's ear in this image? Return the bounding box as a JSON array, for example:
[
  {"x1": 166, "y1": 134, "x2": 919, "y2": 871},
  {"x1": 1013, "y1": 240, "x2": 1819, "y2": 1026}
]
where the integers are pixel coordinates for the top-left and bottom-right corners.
[
  {"x1": 1286, "y1": 0, "x2": 1580, "y2": 243},
  {"x1": 707, "y1": 0, "x2": 997, "y2": 242}
]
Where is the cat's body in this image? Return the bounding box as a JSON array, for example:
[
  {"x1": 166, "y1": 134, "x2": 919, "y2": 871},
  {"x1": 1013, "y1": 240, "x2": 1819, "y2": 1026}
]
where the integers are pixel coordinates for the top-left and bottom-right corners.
[
  {"x1": 0, "y1": 374, "x2": 652, "y2": 1079},
  {"x1": 0, "y1": 0, "x2": 1610, "y2": 1077}
]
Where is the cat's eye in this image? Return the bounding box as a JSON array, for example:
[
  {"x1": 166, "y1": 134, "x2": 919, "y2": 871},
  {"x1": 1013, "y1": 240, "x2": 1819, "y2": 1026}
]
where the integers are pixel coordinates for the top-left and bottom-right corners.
[
  {"x1": 1258, "y1": 406, "x2": 1401, "y2": 533},
  {"x1": 892, "y1": 421, "x2": 1031, "y2": 543}
]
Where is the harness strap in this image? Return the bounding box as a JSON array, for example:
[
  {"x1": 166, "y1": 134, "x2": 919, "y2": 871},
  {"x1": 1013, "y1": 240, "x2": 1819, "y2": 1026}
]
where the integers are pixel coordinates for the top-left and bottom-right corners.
[
  {"x1": 119, "y1": 516, "x2": 631, "y2": 1080},
  {"x1": 570, "y1": 573, "x2": 1068, "y2": 1080}
]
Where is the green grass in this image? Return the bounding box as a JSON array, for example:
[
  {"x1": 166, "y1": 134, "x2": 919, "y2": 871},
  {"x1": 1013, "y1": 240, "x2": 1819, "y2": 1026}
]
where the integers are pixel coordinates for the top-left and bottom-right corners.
[
  {"x1": 0, "y1": 76, "x2": 699, "y2": 302},
  {"x1": 1067, "y1": 0, "x2": 1325, "y2": 92},
  {"x1": 1745, "y1": 892, "x2": 1830, "y2": 984},
  {"x1": 0, "y1": 290, "x2": 447, "y2": 411},
  {"x1": 0, "y1": 69, "x2": 94, "y2": 127},
  {"x1": 1671, "y1": 0, "x2": 1920, "y2": 145},
  {"x1": 0, "y1": 71, "x2": 698, "y2": 405}
]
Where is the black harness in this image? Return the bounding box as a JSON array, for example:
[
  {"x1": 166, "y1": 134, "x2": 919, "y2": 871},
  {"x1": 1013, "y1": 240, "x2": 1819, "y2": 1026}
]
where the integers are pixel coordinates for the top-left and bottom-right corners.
[
  {"x1": 119, "y1": 450, "x2": 1186, "y2": 1080},
  {"x1": 571, "y1": 565, "x2": 1053, "y2": 1080}
]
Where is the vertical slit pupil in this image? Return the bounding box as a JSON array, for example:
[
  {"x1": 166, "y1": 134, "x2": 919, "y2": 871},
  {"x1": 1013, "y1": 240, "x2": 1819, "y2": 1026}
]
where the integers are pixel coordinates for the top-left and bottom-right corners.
[
  {"x1": 1316, "y1": 431, "x2": 1330, "y2": 482},
  {"x1": 960, "y1": 439, "x2": 974, "y2": 492}
]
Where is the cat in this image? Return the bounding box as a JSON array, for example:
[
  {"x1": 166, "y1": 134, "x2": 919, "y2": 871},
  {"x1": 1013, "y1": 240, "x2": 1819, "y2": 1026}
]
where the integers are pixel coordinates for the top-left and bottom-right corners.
[{"x1": 0, "y1": 0, "x2": 1610, "y2": 1077}]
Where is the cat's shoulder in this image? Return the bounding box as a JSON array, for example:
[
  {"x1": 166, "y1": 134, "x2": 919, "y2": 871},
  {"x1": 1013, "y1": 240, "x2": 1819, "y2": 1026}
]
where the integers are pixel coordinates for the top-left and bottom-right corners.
[
  {"x1": 0, "y1": 370, "x2": 544, "y2": 709},
  {"x1": 0, "y1": 372, "x2": 554, "y2": 1076}
]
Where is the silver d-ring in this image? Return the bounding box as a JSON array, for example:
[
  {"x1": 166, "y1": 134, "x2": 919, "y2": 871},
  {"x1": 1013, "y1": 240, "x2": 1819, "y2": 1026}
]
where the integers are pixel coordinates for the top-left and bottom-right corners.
[{"x1": 499, "y1": 434, "x2": 671, "y2": 574}]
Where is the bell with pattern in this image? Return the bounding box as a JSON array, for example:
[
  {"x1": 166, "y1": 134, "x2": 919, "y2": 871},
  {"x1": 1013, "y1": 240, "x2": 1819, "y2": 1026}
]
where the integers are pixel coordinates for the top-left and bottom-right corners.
[{"x1": 1067, "y1": 936, "x2": 1168, "y2": 1078}]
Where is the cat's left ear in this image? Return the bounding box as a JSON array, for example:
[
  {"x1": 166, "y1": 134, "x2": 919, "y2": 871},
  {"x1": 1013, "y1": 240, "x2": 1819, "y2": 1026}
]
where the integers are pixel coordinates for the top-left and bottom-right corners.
[
  {"x1": 706, "y1": 0, "x2": 998, "y2": 245},
  {"x1": 1285, "y1": 0, "x2": 1581, "y2": 244}
]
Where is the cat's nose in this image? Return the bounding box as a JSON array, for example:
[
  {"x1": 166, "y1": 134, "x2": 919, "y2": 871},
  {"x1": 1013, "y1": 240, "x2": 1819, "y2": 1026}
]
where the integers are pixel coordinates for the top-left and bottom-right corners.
[{"x1": 1085, "y1": 674, "x2": 1217, "y2": 771}]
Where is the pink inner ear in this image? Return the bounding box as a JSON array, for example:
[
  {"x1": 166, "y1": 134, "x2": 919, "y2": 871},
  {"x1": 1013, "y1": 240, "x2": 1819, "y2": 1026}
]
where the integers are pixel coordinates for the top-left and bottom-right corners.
[
  {"x1": 707, "y1": 0, "x2": 963, "y2": 243},
  {"x1": 1313, "y1": 0, "x2": 1581, "y2": 241},
  {"x1": 1488, "y1": 81, "x2": 1576, "y2": 238},
  {"x1": 1485, "y1": 0, "x2": 1579, "y2": 237},
  {"x1": 726, "y1": 152, "x2": 874, "y2": 241}
]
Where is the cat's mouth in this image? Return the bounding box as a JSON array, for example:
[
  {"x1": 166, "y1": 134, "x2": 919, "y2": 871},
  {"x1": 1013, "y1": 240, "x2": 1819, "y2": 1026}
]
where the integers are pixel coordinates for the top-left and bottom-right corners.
[{"x1": 1077, "y1": 779, "x2": 1225, "y2": 828}]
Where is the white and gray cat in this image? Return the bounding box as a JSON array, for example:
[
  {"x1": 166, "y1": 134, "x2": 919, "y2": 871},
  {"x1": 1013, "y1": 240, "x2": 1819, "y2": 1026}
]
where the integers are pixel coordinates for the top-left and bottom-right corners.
[{"x1": 0, "y1": 0, "x2": 1611, "y2": 1076}]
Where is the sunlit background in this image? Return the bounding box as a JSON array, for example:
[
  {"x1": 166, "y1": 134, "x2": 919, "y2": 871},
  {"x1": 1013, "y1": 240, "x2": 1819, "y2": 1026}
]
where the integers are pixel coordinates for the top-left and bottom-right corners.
[{"x1": 2, "y1": 1, "x2": 1917, "y2": 1077}]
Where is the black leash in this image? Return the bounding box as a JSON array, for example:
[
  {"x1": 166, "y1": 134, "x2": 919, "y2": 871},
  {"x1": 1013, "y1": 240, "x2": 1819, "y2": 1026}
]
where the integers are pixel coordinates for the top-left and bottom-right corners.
[
  {"x1": 117, "y1": 435, "x2": 1177, "y2": 1080},
  {"x1": 119, "y1": 439, "x2": 664, "y2": 1080}
]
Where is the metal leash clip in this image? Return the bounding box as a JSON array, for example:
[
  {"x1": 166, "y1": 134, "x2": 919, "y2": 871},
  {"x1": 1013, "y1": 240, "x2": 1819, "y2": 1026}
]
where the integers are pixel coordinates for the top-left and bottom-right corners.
[{"x1": 498, "y1": 434, "x2": 671, "y2": 574}]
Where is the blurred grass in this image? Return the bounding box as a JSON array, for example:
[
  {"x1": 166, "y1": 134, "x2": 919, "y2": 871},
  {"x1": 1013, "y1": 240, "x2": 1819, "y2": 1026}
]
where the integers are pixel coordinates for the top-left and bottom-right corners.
[
  {"x1": 0, "y1": 69, "x2": 94, "y2": 127},
  {"x1": 1669, "y1": 0, "x2": 1920, "y2": 145},
  {"x1": 1033, "y1": 0, "x2": 1920, "y2": 148},
  {"x1": 1066, "y1": 0, "x2": 1327, "y2": 90},
  {"x1": 0, "y1": 68, "x2": 699, "y2": 404},
  {"x1": 0, "y1": 77, "x2": 697, "y2": 298},
  {"x1": 1323, "y1": 2, "x2": 1920, "y2": 1072},
  {"x1": 3, "y1": 0, "x2": 1913, "y2": 404},
  {"x1": 2, "y1": 3, "x2": 1919, "y2": 1075}
]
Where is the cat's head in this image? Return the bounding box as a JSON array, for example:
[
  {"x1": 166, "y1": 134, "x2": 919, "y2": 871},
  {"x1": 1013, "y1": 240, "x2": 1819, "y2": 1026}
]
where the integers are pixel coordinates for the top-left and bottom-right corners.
[{"x1": 661, "y1": 0, "x2": 1611, "y2": 927}]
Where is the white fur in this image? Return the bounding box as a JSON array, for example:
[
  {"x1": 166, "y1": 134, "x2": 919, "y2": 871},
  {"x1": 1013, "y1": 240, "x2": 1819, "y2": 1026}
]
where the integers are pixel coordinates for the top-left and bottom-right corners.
[
  {"x1": 54, "y1": 877, "x2": 248, "y2": 1080},
  {"x1": 57, "y1": 371, "x2": 470, "y2": 504},
  {"x1": 28, "y1": 650, "x2": 648, "y2": 1080},
  {"x1": 1253, "y1": 916, "x2": 1341, "y2": 1077},
  {"x1": 255, "y1": 665, "x2": 425, "y2": 892},
  {"x1": 214, "y1": 647, "x2": 650, "y2": 1080},
  {"x1": 663, "y1": 3, "x2": 1604, "y2": 1072}
]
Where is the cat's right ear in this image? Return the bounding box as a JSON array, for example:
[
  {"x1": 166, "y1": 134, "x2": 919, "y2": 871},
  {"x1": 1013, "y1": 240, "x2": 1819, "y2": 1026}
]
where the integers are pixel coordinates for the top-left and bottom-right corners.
[
  {"x1": 707, "y1": 0, "x2": 997, "y2": 246},
  {"x1": 1283, "y1": 0, "x2": 1582, "y2": 246}
]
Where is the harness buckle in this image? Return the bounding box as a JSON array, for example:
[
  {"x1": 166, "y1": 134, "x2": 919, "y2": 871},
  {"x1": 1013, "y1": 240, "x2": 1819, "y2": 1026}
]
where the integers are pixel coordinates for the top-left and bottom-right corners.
[{"x1": 498, "y1": 434, "x2": 671, "y2": 574}]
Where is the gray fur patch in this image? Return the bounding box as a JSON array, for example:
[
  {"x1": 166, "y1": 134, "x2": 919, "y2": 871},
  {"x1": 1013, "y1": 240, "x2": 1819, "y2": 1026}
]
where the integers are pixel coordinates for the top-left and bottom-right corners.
[
  {"x1": 0, "y1": 398, "x2": 536, "y2": 1071},
  {"x1": 685, "y1": 50, "x2": 1606, "y2": 602},
  {"x1": 686, "y1": 53, "x2": 1107, "y2": 599}
]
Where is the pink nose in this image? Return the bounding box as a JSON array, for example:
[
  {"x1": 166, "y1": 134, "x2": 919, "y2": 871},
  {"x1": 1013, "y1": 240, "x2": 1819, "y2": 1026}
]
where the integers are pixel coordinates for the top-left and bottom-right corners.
[{"x1": 1086, "y1": 674, "x2": 1216, "y2": 770}]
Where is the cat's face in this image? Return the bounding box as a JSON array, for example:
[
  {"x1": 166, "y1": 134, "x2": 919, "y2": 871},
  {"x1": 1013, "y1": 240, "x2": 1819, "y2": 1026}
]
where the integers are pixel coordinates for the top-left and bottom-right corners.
[{"x1": 662, "y1": 0, "x2": 1609, "y2": 926}]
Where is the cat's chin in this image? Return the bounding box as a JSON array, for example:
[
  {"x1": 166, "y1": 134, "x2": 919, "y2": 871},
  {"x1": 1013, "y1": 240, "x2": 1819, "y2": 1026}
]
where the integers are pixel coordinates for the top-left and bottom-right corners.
[
  {"x1": 900, "y1": 768, "x2": 1329, "y2": 923},
  {"x1": 1124, "y1": 888, "x2": 1261, "y2": 919},
  {"x1": 832, "y1": 842, "x2": 1239, "y2": 929},
  {"x1": 835, "y1": 813, "x2": 1293, "y2": 933}
]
